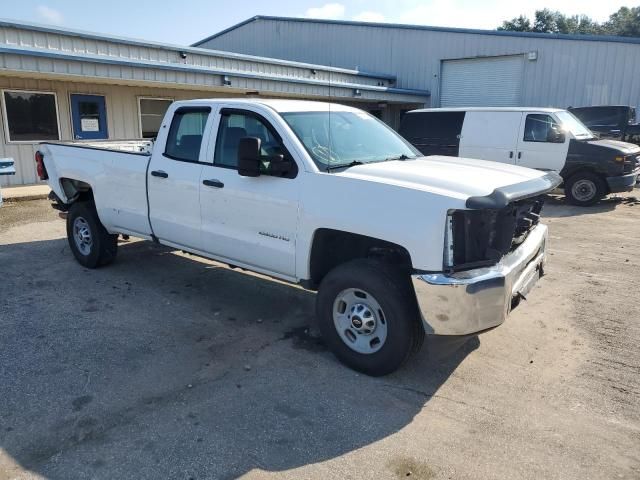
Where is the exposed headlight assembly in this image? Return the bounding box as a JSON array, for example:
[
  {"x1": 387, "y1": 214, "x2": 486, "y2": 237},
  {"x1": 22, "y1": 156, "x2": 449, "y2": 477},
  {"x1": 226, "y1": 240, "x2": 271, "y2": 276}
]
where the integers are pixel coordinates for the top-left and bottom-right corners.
[{"x1": 444, "y1": 197, "x2": 544, "y2": 273}]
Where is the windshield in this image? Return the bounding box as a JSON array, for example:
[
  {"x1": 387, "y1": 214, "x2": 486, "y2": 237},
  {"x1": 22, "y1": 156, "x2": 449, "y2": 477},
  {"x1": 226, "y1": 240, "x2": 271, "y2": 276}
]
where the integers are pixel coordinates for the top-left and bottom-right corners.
[
  {"x1": 281, "y1": 110, "x2": 420, "y2": 170},
  {"x1": 555, "y1": 111, "x2": 594, "y2": 139}
]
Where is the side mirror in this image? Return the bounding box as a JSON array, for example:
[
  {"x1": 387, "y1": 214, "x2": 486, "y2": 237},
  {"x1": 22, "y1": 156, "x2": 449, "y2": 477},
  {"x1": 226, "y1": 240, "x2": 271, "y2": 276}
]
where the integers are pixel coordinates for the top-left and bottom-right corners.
[
  {"x1": 548, "y1": 128, "x2": 566, "y2": 144},
  {"x1": 237, "y1": 137, "x2": 261, "y2": 177}
]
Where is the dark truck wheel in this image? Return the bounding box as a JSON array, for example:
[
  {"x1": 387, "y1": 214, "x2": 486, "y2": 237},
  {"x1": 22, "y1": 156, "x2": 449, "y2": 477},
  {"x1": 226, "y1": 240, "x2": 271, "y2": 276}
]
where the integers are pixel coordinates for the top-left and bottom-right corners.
[
  {"x1": 564, "y1": 172, "x2": 607, "y2": 206},
  {"x1": 66, "y1": 201, "x2": 118, "y2": 268},
  {"x1": 316, "y1": 259, "x2": 424, "y2": 376}
]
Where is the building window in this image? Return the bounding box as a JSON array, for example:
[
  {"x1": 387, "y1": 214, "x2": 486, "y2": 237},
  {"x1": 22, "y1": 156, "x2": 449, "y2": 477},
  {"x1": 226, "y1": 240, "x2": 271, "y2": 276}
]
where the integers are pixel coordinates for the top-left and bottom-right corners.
[
  {"x1": 2, "y1": 90, "x2": 60, "y2": 142},
  {"x1": 138, "y1": 97, "x2": 173, "y2": 138}
]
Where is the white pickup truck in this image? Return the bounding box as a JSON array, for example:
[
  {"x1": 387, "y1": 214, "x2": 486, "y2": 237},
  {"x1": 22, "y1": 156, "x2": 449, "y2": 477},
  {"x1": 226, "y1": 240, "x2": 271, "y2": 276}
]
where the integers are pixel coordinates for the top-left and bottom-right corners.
[{"x1": 38, "y1": 99, "x2": 561, "y2": 375}]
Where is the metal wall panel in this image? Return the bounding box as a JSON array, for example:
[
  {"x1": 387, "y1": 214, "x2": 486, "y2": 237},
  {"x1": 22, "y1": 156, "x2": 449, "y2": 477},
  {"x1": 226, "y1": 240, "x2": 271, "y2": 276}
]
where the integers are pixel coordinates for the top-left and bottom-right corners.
[
  {"x1": 440, "y1": 55, "x2": 524, "y2": 107},
  {"x1": 200, "y1": 18, "x2": 640, "y2": 110},
  {"x1": 0, "y1": 23, "x2": 398, "y2": 90}
]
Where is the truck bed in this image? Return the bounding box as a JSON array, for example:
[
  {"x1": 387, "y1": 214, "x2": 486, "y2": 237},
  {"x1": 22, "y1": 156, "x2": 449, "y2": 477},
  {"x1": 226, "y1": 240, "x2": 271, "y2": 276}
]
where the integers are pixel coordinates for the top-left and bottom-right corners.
[{"x1": 39, "y1": 142, "x2": 153, "y2": 238}]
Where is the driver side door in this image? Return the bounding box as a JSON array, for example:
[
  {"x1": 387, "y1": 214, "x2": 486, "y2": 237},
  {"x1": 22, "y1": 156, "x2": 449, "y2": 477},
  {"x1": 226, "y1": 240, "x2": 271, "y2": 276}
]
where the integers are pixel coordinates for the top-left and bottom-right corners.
[{"x1": 199, "y1": 108, "x2": 300, "y2": 279}]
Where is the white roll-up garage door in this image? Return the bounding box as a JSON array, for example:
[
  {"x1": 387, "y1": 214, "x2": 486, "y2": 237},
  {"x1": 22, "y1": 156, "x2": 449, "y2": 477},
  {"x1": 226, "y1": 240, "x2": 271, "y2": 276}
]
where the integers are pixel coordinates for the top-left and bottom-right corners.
[{"x1": 440, "y1": 55, "x2": 524, "y2": 107}]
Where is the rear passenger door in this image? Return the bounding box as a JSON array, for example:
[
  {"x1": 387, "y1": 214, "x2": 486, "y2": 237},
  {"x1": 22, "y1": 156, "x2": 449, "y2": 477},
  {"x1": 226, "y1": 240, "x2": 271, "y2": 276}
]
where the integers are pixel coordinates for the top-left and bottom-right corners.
[
  {"x1": 459, "y1": 111, "x2": 522, "y2": 164},
  {"x1": 147, "y1": 106, "x2": 211, "y2": 249},
  {"x1": 516, "y1": 113, "x2": 569, "y2": 171}
]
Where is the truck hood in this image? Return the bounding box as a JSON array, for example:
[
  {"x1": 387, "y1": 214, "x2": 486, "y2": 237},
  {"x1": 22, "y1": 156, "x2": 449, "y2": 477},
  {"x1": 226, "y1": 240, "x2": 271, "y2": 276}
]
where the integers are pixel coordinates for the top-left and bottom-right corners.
[
  {"x1": 336, "y1": 156, "x2": 560, "y2": 207},
  {"x1": 584, "y1": 138, "x2": 640, "y2": 154}
]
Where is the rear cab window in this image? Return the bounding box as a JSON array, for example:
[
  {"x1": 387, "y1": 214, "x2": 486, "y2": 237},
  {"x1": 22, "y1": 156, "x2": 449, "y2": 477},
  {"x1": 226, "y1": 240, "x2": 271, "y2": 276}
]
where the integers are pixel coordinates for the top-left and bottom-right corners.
[{"x1": 164, "y1": 107, "x2": 211, "y2": 162}]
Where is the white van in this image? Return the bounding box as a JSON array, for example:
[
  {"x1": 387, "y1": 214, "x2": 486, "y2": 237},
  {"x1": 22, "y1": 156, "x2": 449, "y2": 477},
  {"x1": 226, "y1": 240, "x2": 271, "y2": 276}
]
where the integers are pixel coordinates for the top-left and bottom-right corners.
[{"x1": 400, "y1": 107, "x2": 640, "y2": 206}]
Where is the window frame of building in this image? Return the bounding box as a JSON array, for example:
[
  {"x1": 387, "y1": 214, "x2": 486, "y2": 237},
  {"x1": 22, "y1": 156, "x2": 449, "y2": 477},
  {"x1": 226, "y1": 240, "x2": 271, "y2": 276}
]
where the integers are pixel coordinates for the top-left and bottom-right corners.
[
  {"x1": 138, "y1": 97, "x2": 174, "y2": 139},
  {"x1": 1, "y1": 89, "x2": 61, "y2": 144}
]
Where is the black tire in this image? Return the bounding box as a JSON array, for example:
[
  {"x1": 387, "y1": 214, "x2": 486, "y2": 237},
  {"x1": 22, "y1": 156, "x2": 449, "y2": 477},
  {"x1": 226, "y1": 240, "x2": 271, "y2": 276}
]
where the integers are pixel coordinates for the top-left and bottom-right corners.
[
  {"x1": 316, "y1": 259, "x2": 424, "y2": 376},
  {"x1": 564, "y1": 171, "x2": 607, "y2": 206},
  {"x1": 66, "y1": 201, "x2": 118, "y2": 268}
]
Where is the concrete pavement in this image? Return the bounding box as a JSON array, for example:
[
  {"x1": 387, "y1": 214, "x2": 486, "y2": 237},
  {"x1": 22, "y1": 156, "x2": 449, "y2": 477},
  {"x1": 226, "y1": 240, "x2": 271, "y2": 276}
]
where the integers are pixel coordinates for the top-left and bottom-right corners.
[{"x1": 1, "y1": 197, "x2": 639, "y2": 479}]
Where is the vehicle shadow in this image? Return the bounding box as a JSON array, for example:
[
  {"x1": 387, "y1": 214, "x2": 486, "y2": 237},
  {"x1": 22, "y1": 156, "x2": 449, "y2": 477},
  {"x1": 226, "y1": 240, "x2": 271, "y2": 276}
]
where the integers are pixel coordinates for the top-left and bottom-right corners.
[
  {"x1": 0, "y1": 238, "x2": 478, "y2": 479},
  {"x1": 541, "y1": 193, "x2": 639, "y2": 218}
]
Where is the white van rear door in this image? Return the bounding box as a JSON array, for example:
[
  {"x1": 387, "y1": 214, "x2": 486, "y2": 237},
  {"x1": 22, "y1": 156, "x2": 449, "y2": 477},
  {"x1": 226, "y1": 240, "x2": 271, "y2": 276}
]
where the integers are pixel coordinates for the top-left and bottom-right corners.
[
  {"x1": 516, "y1": 113, "x2": 569, "y2": 172},
  {"x1": 459, "y1": 111, "x2": 522, "y2": 164}
]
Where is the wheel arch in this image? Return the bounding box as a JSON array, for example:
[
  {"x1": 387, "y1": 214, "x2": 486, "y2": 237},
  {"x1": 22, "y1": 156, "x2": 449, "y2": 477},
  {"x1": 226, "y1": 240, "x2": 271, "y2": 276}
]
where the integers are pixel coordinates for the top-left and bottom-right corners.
[
  {"x1": 306, "y1": 228, "x2": 413, "y2": 290},
  {"x1": 560, "y1": 165, "x2": 607, "y2": 185},
  {"x1": 59, "y1": 178, "x2": 95, "y2": 205}
]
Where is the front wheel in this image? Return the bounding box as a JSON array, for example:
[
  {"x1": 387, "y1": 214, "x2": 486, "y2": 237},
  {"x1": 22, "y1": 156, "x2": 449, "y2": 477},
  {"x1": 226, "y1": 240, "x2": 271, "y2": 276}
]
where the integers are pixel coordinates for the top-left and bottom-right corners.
[
  {"x1": 316, "y1": 259, "x2": 424, "y2": 376},
  {"x1": 564, "y1": 172, "x2": 607, "y2": 206},
  {"x1": 66, "y1": 201, "x2": 118, "y2": 268}
]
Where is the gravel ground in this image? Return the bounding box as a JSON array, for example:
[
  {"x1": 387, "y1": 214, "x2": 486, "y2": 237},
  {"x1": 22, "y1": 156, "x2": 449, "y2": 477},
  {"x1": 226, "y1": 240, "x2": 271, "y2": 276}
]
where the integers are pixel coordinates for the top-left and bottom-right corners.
[{"x1": 0, "y1": 194, "x2": 638, "y2": 480}]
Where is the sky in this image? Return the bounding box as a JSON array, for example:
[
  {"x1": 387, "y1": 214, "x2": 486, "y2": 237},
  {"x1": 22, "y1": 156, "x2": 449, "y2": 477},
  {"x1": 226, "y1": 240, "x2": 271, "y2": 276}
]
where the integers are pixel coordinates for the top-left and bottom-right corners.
[{"x1": 2, "y1": 0, "x2": 634, "y2": 46}]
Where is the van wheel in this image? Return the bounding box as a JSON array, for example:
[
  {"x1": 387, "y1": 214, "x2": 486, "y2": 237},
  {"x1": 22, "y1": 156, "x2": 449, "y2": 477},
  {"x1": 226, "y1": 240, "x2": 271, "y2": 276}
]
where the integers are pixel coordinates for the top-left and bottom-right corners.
[
  {"x1": 67, "y1": 201, "x2": 118, "y2": 268},
  {"x1": 565, "y1": 172, "x2": 606, "y2": 206},
  {"x1": 316, "y1": 259, "x2": 424, "y2": 376}
]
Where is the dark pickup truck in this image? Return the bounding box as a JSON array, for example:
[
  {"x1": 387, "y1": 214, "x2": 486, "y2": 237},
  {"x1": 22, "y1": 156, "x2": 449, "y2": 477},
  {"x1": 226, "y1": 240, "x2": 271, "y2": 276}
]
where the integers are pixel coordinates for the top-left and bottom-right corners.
[{"x1": 569, "y1": 106, "x2": 640, "y2": 146}]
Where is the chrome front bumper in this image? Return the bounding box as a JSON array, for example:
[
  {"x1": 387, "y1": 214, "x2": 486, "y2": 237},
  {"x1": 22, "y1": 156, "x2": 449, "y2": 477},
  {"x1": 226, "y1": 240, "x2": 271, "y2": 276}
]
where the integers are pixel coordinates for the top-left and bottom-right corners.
[{"x1": 412, "y1": 224, "x2": 548, "y2": 336}]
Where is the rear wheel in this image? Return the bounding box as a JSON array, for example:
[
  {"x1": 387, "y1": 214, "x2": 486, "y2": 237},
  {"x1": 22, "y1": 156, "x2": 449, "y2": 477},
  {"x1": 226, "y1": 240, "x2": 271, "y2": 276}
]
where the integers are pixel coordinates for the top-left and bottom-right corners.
[
  {"x1": 316, "y1": 259, "x2": 424, "y2": 376},
  {"x1": 564, "y1": 172, "x2": 607, "y2": 206},
  {"x1": 66, "y1": 201, "x2": 118, "y2": 268}
]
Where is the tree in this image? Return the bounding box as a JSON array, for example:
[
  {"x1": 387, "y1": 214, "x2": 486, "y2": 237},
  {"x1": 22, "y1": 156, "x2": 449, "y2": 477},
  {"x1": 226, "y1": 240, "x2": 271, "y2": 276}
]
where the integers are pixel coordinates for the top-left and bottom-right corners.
[
  {"x1": 604, "y1": 6, "x2": 640, "y2": 36},
  {"x1": 532, "y1": 9, "x2": 560, "y2": 33},
  {"x1": 497, "y1": 15, "x2": 531, "y2": 32},
  {"x1": 497, "y1": 6, "x2": 639, "y2": 37}
]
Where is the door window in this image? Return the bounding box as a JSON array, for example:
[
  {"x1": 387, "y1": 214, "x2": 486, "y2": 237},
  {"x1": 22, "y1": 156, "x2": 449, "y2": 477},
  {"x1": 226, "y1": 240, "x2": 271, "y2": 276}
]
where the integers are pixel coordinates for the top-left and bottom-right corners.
[
  {"x1": 523, "y1": 114, "x2": 562, "y2": 143},
  {"x1": 164, "y1": 108, "x2": 210, "y2": 162},
  {"x1": 214, "y1": 112, "x2": 287, "y2": 169}
]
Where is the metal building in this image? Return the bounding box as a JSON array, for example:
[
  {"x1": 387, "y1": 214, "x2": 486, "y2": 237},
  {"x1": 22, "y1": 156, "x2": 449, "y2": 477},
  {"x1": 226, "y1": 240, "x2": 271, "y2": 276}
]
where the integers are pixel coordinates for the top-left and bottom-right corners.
[
  {"x1": 195, "y1": 16, "x2": 640, "y2": 114},
  {"x1": 0, "y1": 20, "x2": 428, "y2": 186}
]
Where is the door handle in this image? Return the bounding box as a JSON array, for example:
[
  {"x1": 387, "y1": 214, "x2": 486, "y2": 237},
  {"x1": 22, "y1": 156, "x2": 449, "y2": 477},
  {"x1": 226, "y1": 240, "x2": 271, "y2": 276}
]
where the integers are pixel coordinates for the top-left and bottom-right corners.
[
  {"x1": 509, "y1": 151, "x2": 513, "y2": 159},
  {"x1": 151, "y1": 170, "x2": 168, "y2": 178},
  {"x1": 518, "y1": 152, "x2": 522, "y2": 160},
  {"x1": 203, "y1": 179, "x2": 224, "y2": 188}
]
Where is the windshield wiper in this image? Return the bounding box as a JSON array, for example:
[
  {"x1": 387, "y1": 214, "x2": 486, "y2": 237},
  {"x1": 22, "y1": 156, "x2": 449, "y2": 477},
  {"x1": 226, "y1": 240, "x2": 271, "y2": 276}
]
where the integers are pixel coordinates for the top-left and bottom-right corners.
[
  {"x1": 383, "y1": 154, "x2": 412, "y2": 161},
  {"x1": 326, "y1": 160, "x2": 364, "y2": 172},
  {"x1": 325, "y1": 155, "x2": 414, "y2": 172}
]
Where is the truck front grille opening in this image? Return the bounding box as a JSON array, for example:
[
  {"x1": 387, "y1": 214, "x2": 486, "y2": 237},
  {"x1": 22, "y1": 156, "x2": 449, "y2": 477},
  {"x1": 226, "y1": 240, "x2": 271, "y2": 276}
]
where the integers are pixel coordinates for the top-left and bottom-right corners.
[{"x1": 448, "y1": 196, "x2": 544, "y2": 272}]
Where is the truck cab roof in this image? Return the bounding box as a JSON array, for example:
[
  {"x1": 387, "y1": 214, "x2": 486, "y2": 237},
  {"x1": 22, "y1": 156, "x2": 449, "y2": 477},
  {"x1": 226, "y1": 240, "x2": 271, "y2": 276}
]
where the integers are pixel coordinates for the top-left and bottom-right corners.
[{"x1": 171, "y1": 98, "x2": 359, "y2": 114}]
